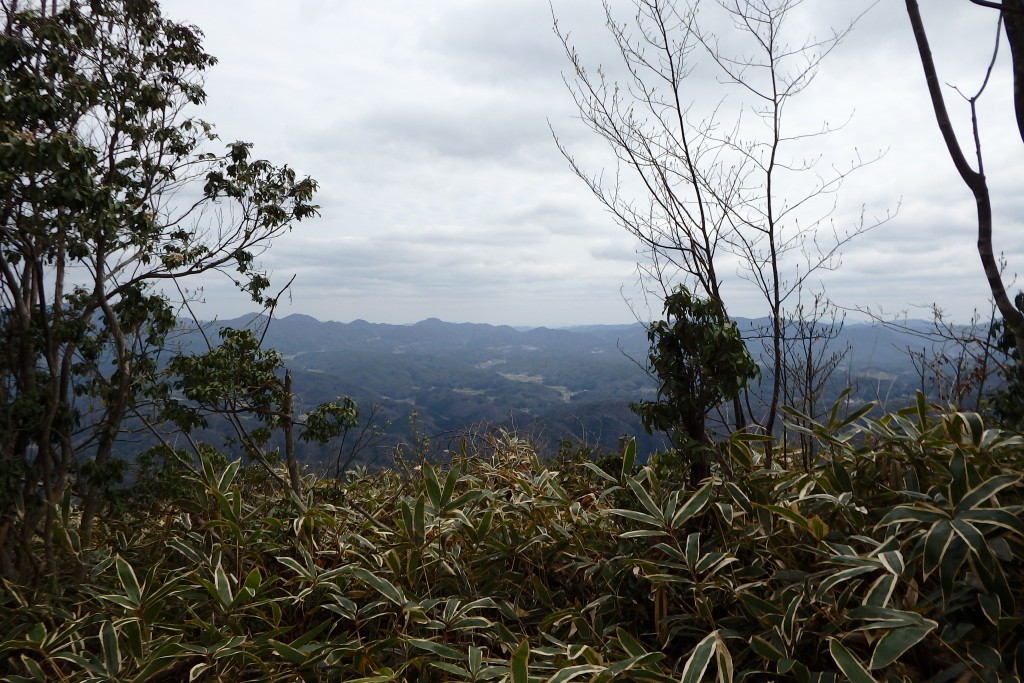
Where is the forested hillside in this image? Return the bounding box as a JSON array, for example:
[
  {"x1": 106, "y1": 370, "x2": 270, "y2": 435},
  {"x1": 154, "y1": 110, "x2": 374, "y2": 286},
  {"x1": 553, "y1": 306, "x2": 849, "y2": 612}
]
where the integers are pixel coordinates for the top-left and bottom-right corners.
[{"x1": 176, "y1": 313, "x2": 993, "y2": 469}]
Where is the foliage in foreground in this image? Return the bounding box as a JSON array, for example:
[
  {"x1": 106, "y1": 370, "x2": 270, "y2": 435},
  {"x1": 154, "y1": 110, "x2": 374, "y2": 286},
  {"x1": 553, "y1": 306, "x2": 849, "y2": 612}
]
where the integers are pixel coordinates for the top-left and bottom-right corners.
[{"x1": 2, "y1": 398, "x2": 1023, "y2": 682}]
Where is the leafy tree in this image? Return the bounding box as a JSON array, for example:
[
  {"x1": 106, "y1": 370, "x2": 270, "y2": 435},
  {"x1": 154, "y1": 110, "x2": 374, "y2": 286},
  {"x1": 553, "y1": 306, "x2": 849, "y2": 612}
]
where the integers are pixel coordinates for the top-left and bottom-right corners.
[
  {"x1": 631, "y1": 286, "x2": 759, "y2": 486},
  {"x1": 163, "y1": 326, "x2": 359, "y2": 498},
  {"x1": 0, "y1": 0, "x2": 317, "y2": 580}
]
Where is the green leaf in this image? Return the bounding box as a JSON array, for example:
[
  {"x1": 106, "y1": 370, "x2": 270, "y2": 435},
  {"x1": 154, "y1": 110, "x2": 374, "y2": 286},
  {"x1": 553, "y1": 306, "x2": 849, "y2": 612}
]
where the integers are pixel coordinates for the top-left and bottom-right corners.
[
  {"x1": 431, "y1": 661, "x2": 473, "y2": 678},
  {"x1": 954, "y1": 475, "x2": 1019, "y2": 515},
  {"x1": 615, "y1": 627, "x2": 648, "y2": 658},
  {"x1": 213, "y1": 563, "x2": 233, "y2": 608},
  {"x1": 922, "y1": 519, "x2": 953, "y2": 578},
  {"x1": 621, "y1": 529, "x2": 668, "y2": 539},
  {"x1": 582, "y1": 461, "x2": 618, "y2": 484},
  {"x1": 749, "y1": 636, "x2": 784, "y2": 663},
  {"x1": 847, "y1": 605, "x2": 927, "y2": 630},
  {"x1": 814, "y1": 565, "x2": 876, "y2": 601},
  {"x1": 626, "y1": 476, "x2": 663, "y2": 519},
  {"x1": 276, "y1": 555, "x2": 316, "y2": 582},
  {"x1": 120, "y1": 619, "x2": 143, "y2": 662},
  {"x1": 608, "y1": 508, "x2": 662, "y2": 527},
  {"x1": 879, "y1": 505, "x2": 945, "y2": 527},
  {"x1": 100, "y1": 620, "x2": 120, "y2": 676},
  {"x1": 679, "y1": 632, "x2": 717, "y2": 683},
  {"x1": 446, "y1": 489, "x2": 483, "y2": 512},
  {"x1": 270, "y1": 639, "x2": 307, "y2": 665},
  {"x1": 869, "y1": 623, "x2": 935, "y2": 670},
  {"x1": 724, "y1": 482, "x2": 753, "y2": 516},
  {"x1": 761, "y1": 504, "x2": 811, "y2": 532},
  {"x1": 828, "y1": 638, "x2": 878, "y2": 683},
  {"x1": 959, "y1": 507, "x2": 1024, "y2": 535},
  {"x1": 440, "y1": 466, "x2": 460, "y2": 509},
  {"x1": 621, "y1": 438, "x2": 637, "y2": 480},
  {"x1": 511, "y1": 639, "x2": 530, "y2": 683},
  {"x1": 862, "y1": 574, "x2": 897, "y2": 608},
  {"x1": 352, "y1": 567, "x2": 406, "y2": 605},
  {"x1": 115, "y1": 556, "x2": 142, "y2": 607},
  {"x1": 713, "y1": 631, "x2": 733, "y2": 683},
  {"x1": 216, "y1": 459, "x2": 240, "y2": 492},
  {"x1": 672, "y1": 483, "x2": 713, "y2": 529},
  {"x1": 876, "y1": 550, "x2": 904, "y2": 576},
  {"x1": 592, "y1": 653, "x2": 662, "y2": 683},
  {"x1": 547, "y1": 664, "x2": 606, "y2": 683},
  {"x1": 407, "y1": 638, "x2": 463, "y2": 660},
  {"x1": 423, "y1": 464, "x2": 442, "y2": 510},
  {"x1": 241, "y1": 567, "x2": 261, "y2": 597}
]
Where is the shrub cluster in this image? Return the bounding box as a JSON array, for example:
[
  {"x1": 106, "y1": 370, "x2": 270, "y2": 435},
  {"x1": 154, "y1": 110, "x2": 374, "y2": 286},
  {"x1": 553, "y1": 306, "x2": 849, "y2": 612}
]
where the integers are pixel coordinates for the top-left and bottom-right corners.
[{"x1": 2, "y1": 397, "x2": 1022, "y2": 682}]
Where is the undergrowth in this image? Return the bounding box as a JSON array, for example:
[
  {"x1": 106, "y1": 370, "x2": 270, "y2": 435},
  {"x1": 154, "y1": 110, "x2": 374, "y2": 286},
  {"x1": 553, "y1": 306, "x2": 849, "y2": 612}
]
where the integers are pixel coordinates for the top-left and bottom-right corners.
[{"x1": 2, "y1": 396, "x2": 1023, "y2": 682}]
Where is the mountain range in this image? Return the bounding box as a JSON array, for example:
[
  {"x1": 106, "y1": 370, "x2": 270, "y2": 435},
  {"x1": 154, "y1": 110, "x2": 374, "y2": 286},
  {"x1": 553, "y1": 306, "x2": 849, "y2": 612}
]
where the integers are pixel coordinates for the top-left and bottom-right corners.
[{"x1": 161, "y1": 312, "x2": 985, "y2": 470}]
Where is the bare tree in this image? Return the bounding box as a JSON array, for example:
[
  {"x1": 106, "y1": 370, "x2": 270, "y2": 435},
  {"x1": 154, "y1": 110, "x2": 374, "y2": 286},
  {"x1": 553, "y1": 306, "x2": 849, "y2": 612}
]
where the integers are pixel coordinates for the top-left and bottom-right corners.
[
  {"x1": 905, "y1": 0, "x2": 1024, "y2": 361},
  {"x1": 779, "y1": 289, "x2": 850, "y2": 469},
  {"x1": 553, "y1": 0, "x2": 888, "y2": 445}
]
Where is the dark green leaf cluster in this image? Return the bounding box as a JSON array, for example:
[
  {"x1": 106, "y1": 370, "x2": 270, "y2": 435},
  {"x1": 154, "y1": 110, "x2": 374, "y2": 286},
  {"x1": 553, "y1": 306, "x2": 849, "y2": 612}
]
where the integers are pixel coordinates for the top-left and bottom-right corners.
[
  {"x1": 3, "y1": 400, "x2": 1022, "y2": 681},
  {"x1": 631, "y1": 286, "x2": 760, "y2": 485},
  {"x1": 632, "y1": 287, "x2": 758, "y2": 442}
]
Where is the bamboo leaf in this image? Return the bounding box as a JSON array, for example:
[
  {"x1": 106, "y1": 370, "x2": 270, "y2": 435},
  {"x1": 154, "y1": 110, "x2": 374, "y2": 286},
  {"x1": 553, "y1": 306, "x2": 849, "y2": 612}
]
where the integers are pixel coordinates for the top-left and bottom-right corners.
[
  {"x1": 440, "y1": 466, "x2": 460, "y2": 509},
  {"x1": 431, "y1": 661, "x2": 473, "y2": 678},
  {"x1": 828, "y1": 638, "x2": 878, "y2": 683},
  {"x1": 672, "y1": 483, "x2": 713, "y2": 529},
  {"x1": 922, "y1": 519, "x2": 953, "y2": 578},
  {"x1": 423, "y1": 464, "x2": 442, "y2": 510},
  {"x1": 954, "y1": 475, "x2": 1019, "y2": 515},
  {"x1": 749, "y1": 636, "x2": 784, "y2": 663},
  {"x1": 408, "y1": 638, "x2": 463, "y2": 660},
  {"x1": 276, "y1": 555, "x2": 315, "y2": 582},
  {"x1": 862, "y1": 574, "x2": 897, "y2": 608},
  {"x1": 100, "y1": 620, "x2": 120, "y2": 676},
  {"x1": 679, "y1": 632, "x2": 716, "y2": 683},
  {"x1": 547, "y1": 664, "x2": 606, "y2": 683},
  {"x1": 876, "y1": 550, "x2": 904, "y2": 576},
  {"x1": 814, "y1": 565, "x2": 877, "y2": 600},
  {"x1": 582, "y1": 461, "x2": 618, "y2": 483},
  {"x1": 959, "y1": 507, "x2": 1024, "y2": 535},
  {"x1": 724, "y1": 482, "x2": 753, "y2": 516},
  {"x1": 115, "y1": 556, "x2": 142, "y2": 607},
  {"x1": 608, "y1": 508, "x2": 662, "y2": 527},
  {"x1": 621, "y1": 529, "x2": 669, "y2": 539},
  {"x1": 626, "y1": 476, "x2": 663, "y2": 520},
  {"x1": 869, "y1": 623, "x2": 935, "y2": 670},
  {"x1": 270, "y1": 639, "x2": 307, "y2": 665},
  {"x1": 352, "y1": 567, "x2": 406, "y2": 605},
  {"x1": 879, "y1": 505, "x2": 945, "y2": 527},
  {"x1": 511, "y1": 639, "x2": 530, "y2": 683},
  {"x1": 621, "y1": 438, "x2": 637, "y2": 480},
  {"x1": 446, "y1": 489, "x2": 483, "y2": 512},
  {"x1": 714, "y1": 631, "x2": 733, "y2": 683},
  {"x1": 213, "y1": 563, "x2": 233, "y2": 608}
]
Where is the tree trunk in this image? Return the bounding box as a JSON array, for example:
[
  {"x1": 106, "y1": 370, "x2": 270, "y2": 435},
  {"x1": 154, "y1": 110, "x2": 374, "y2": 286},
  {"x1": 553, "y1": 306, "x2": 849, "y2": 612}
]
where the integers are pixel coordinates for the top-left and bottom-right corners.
[
  {"x1": 906, "y1": 0, "x2": 1024, "y2": 360},
  {"x1": 284, "y1": 370, "x2": 302, "y2": 498},
  {"x1": 1004, "y1": 0, "x2": 1024, "y2": 146}
]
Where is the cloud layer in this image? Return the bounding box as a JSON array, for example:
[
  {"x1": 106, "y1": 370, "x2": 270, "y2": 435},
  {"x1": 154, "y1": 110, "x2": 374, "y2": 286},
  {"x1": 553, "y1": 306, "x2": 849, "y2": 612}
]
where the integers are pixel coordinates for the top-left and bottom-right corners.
[{"x1": 160, "y1": 0, "x2": 1024, "y2": 327}]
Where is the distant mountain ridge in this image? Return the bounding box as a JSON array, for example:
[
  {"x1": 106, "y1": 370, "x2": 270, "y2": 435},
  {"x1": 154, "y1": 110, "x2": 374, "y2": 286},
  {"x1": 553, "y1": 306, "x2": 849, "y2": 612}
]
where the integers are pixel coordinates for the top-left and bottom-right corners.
[
  {"x1": 175, "y1": 313, "x2": 981, "y2": 468},
  {"x1": 209, "y1": 312, "x2": 924, "y2": 370},
  {"x1": 208, "y1": 313, "x2": 654, "y2": 359}
]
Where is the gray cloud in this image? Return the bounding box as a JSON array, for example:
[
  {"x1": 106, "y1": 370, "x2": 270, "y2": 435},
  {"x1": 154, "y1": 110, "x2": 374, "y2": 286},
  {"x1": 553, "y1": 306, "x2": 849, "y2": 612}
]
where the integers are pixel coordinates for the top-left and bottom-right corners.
[{"x1": 158, "y1": 0, "x2": 1023, "y2": 327}]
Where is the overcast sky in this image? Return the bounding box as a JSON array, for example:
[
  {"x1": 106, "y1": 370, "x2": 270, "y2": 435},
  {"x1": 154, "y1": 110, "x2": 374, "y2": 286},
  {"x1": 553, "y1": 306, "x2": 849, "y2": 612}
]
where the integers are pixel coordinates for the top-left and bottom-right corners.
[{"x1": 158, "y1": 0, "x2": 1023, "y2": 328}]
